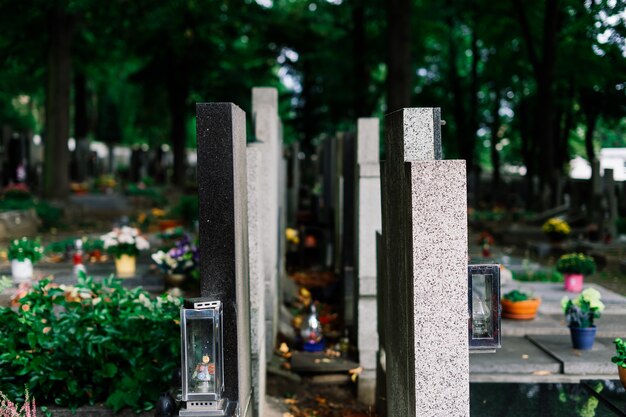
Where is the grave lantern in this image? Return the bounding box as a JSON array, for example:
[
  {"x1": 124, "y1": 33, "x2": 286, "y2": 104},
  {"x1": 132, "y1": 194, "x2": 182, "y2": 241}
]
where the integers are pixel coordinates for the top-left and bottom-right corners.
[
  {"x1": 468, "y1": 264, "x2": 501, "y2": 352},
  {"x1": 179, "y1": 298, "x2": 229, "y2": 416}
]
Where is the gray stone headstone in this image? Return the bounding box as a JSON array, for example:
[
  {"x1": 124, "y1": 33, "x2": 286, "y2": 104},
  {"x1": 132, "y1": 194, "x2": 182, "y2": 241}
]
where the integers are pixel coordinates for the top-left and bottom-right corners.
[
  {"x1": 252, "y1": 87, "x2": 281, "y2": 361},
  {"x1": 246, "y1": 143, "x2": 266, "y2": 417},
  {"x1": 196, "y1": 103, "x2": 252, "y2": 417},
  {"x1": 380, "y1": 108, "x2": 468, "y2": 417},
  {"x1": 604, "y1": 168, "x2": 617, "y2": 238},
  {"x1": 354, "y1": 117, "x2": 381, "y2": 405}
]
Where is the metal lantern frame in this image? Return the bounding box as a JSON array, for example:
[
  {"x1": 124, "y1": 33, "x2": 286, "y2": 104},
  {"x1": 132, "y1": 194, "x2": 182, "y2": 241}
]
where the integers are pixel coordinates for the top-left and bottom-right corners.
[
  {"x1": 468, "y1": 264, "x2": 501, "y2": 352},
  {"x1": 180, "y1": 298, "x2": 229, "y2": 416}
]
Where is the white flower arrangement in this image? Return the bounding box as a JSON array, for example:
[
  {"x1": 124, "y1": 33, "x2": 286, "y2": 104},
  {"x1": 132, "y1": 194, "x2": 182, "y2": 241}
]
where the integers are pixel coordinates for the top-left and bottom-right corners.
[{"x1": 100, "y1": 226, "x2": 150, "y2": 258}]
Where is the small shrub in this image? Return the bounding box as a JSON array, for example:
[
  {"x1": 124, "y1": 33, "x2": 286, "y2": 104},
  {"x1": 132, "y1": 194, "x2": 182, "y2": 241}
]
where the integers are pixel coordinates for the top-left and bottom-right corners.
[
  {"x1": 503, "y1": 289, "x2": 534, "y2": 302},
  {"x1": 556, "y1": 253, "x2": 596, "y2": 275},
  {"x1": 0, "y1": 275, "x2": 181, "y2": 412},
  {"x1": 612, "y1": 338, "x2": 626, "y2": 369}
]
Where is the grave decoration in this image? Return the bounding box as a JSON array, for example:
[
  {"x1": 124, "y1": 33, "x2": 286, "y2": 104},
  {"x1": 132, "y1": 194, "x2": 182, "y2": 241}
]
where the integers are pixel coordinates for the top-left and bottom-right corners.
[
  {"x1": 501, "y1": 289, "x2": 541, "y2": 320},
  {"x1": 562, "y1": 288, "x2": 604, "y2": 350},
  {"x1": 611, "y1": 337, "x2": 626, "y2": 389},
  {"x1": 151, "y1": 234, "x2": 199, "y2": 287},
  {"x1": 8, "y1": 237, "x2": 43, "y2": 283},
  {"x1": 101, "y1": 226, "x2": 150, "y2": 277},
  {"x1": 179, "y1": 298, "x2": 230, "y2": 416},
  {"x1": 468, "y1": 264, "x2": 501, "y2": 352},
  {"x1": 556, "y1": 253, "x2": 596, "y2": 293},
  {"x1": 542, "y1": 217, "x2": 570, "y2": 243}
]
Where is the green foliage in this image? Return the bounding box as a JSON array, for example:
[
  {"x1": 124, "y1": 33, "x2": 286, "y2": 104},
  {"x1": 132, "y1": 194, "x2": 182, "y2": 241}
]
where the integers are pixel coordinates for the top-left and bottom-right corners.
[
  {"x1": 503, "y1": 289, "x2": 533, "y2": 302},
  {"x1": 126, "y1": 184, "x2": 165, "y2": 206},
  {"x1": 0, "y1": 195, "x2": 62, "y2": 230},
  {"x1": 0, "y1": 275, "x2": 181, "y2": 412},
  {"x1": 556, "y1": 253, "x2": 596, "y2": 275},
  {"x1": 561, "y1": 288, "x2": 604, "y2": 328},
  {"x1": 512, "y1": 268, "x2": 564, "y2": 283},
  {"x1": 612, "y1": 338, "x2": 626, "y2": 369},
  {"x1": 7, "y1": 237, "x2": 43, "y2": 263},
  {"x1": 171, "y1": 195, "x2": 198, "y2": 225},
  {"x1": 0, "y1": 276, "x2": 12, "y2": 292}
]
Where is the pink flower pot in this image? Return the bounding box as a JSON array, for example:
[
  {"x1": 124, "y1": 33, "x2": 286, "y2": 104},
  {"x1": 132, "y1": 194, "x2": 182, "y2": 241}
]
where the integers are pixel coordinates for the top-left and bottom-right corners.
[{"x1": 564, "y1": 273, "x2": 584, "y2": 292}]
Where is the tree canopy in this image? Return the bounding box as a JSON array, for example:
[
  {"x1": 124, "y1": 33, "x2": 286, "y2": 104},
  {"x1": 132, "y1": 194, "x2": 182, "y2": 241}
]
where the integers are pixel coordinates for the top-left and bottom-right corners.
[{"x1": 0, "y1": 0, "x2": 624, "y2": 204}]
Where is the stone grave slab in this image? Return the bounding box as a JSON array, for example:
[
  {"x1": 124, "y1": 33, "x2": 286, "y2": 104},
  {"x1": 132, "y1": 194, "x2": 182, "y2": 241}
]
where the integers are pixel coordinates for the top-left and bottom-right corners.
[
  {"x1": 501, "y1": 313, "x2": 568, "y2": 337},
  {"x1": 545, "y1": 314, "x2": 626, "y2": 338},
  {"x1": 501, "y1": 282, "x2": 626, "y2": 315},
  {"x1": 528, "y1": 335, "x2": 618, "y2": 375},
  {"x1": 290, "y1": 351, "x2": 359, "y2": 374},
  {"x1": 470, "y1": 336, "x2": 561, "y2": 375}
]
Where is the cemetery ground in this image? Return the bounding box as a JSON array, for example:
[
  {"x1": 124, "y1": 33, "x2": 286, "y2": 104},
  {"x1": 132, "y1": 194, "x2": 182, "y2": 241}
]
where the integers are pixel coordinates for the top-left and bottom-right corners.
[{"x1": 2, "y1": 194, "x2": 626, "y2": 416}]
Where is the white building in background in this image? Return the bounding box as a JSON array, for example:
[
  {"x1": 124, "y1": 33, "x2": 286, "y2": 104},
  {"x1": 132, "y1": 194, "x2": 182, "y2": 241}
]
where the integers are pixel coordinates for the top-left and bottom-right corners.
[{"x1": 570, "y1": 148, "x2": 626, "y2": 181}]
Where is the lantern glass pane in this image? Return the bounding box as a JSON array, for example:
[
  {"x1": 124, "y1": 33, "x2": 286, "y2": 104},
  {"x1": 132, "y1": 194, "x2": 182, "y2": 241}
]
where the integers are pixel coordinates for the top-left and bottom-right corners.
[
  {"x1": 471, "y1": 273, "x2": 493, "y2": 339},
  {"x1": 183, "y1": 308, "x2": 222, "y2": 399}
]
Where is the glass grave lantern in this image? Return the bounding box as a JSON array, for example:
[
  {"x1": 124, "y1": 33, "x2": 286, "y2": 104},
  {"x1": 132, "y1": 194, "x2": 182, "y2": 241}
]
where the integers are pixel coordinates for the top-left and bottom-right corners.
[
  {"x1": 468, "y1": 264, "x2": 501, "y2": 352},
  {"x1": 179, "y1": 298, "x2": 228, "y2": 416}
]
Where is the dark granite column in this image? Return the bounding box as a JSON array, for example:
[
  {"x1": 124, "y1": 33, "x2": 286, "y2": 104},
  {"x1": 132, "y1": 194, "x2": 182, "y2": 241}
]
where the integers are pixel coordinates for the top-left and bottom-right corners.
[{"x1": 196, "y1": 103, "x2": 252, "y2": 417}]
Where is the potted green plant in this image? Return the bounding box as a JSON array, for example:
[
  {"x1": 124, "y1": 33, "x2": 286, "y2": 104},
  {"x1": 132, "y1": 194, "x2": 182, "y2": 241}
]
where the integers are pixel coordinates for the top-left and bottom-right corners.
[
  {"x1": 556, "y1": 253, "x2": 596, "y2": 293},
  {"x1": 7, "y1": 237, "x2": 43, "y2": 283},
  {"x1": 542, "y1": 217, "x2": 570, "y2": 243},
  {"x1": 501, "y1": 289, "x2": 541, "y2": 320},
  {"x1": 561, "y1": 288, "x2": 604, "y2": 350},
  {"x1": 611, "y1": 337, "x2": 626, "y2": 390},
  {"x1": 101, "y1": 226, "x2": 150, "y2": 277}
]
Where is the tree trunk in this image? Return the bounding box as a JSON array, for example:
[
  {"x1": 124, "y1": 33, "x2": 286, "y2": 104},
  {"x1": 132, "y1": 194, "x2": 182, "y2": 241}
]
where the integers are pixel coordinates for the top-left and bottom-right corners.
[
  {"x1": 584, "y1": 112, "x2": 598, "y2": 164},
  {"x1": 74, "y1": 70, "x2": 88, "y2": 182},
  {"x1": 490, "y1": 88, "x2": 502, "y2": 197},
  {"x1": 167, "y1": 66, "x2": 189, "y2": 188},
  {"x1": 386, "y1": 0, "x2": 412, "y2": 112},
  {"x1": 519, "y1": 96, "x2": 535, "y2": 209},
  {"x1": 446, "y1": 2, "x2": 466, "y2": 161},
  {"x1": 514, "y1": 0, "x2": 559, "y2": 209},
  {"x1": 352, "y1": 0, "x2": 368, "y2": 118},
  {"x1": 467, "y1": 22, "x2": 479, "y2": 172},
  {"x1": 537, "y1": 0, "x2": 559, "y2": 209},
  {"x1": 44, "y1": 7, "x2": 74, "y2": 200}
]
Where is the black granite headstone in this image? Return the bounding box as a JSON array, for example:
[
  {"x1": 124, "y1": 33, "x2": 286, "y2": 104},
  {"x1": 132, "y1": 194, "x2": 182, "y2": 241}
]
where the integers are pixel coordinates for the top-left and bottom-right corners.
[{"x1": 196, "y1": 103, "x2": 252, "y2": 416}]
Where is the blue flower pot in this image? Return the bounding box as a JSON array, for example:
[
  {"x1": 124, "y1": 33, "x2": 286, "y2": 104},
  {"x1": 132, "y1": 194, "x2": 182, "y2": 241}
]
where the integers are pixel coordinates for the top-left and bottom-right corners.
[{"x1": 569, "y1": 326, "x2": 596, "y2": 350}]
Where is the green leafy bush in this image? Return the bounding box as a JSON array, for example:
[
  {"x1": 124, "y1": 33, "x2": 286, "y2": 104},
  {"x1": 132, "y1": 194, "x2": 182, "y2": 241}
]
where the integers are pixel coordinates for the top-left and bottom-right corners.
[
  {"x1": 612, "y1": 338, "x2": 626, "y2": 369},
  {"x1": 0, "y1": 275, "x2": 181, "y2": 412},
  {"x1": 561, "y1": 288, "x2": 604, "y2": 328},
  {"x1": 503, "y1": 289, "x2": 534, "y2": 302},
  {"x1": 556, "y1": 253, "x2": 596, "y2": 275},
  {"x1": 512, "y1": 268, "x2": 564, "y2": 283},
  {"x1": 8, "y1": 237, "x2": 43, "y2": 263}
]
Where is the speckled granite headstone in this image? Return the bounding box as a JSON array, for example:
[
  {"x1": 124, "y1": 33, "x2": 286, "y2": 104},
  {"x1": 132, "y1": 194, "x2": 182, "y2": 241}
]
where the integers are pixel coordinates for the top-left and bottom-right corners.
[
  {"x1": 196, "y1": 103, "x2": 252, "y2": 417},
  {"x1": 380, "y1": 108, "x2": 468, "y2": 417}
]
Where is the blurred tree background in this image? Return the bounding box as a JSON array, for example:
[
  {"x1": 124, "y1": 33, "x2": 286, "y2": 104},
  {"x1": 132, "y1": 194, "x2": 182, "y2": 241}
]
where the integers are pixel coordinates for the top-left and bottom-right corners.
[{"x1": 0, "y1": 0, "x2": 624, "y2": 207}]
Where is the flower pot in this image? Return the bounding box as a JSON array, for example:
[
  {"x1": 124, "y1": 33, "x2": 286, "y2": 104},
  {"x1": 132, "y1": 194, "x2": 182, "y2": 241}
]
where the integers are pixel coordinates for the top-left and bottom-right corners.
[
  {"x1": 501, "y1": 298, "x2": 541, "y2": 320},
  {"x1": 165, "y1": 273, "x2": 186, "y2": 288},
  {"x1": 159, "y1": 219, "x2": 182, "y2": 232},
  {"x1": 11, "y1": 259, "x2": 33, "y2": 283},
  {"x1": 564, "y1": 273, "x2": 584, "y2": 292},
  {"x1": 618, "y1": 366, "x2": 626, "y2": 390},
  {"x1": 569, "y1": 326, "x2": 596, "y2": 350},
  {"x1": 115, "y1": 255, "x2": 136, "y2": 278}
]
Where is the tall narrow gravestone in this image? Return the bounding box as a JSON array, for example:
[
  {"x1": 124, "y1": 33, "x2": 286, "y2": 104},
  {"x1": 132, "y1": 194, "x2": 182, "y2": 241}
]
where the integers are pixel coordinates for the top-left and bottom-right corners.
[
  {"x1": 246, "y1": 142, "x2": 266, "y2": 417},
  {"x1": 380, "y1": 108, "x2": 468, "y2": 417},
  {"x1": 197, "y1": 103, "x2": 253, "y2": 417},
  {"x1": 354, "y1": 118, "x2": 381, "y2": 405},
  {"x1": 252, "y1": 88, "x2": 281, "y2": 360}
]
